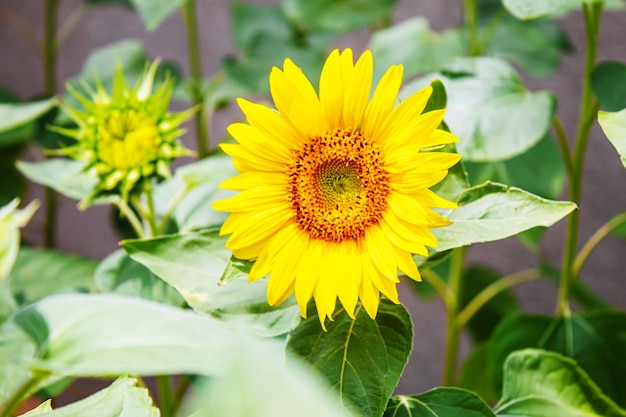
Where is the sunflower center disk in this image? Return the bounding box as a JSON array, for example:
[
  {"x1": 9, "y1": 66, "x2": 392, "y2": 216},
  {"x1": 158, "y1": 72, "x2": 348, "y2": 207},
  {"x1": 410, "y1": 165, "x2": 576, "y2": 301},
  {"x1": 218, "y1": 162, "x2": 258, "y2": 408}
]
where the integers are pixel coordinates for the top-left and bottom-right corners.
[
  {"x1": 288, "y1": 128, "x2": 391, "y2": 242},
  {"x1": 97, "y1": 109, "x2": 160, "y2": 171}
]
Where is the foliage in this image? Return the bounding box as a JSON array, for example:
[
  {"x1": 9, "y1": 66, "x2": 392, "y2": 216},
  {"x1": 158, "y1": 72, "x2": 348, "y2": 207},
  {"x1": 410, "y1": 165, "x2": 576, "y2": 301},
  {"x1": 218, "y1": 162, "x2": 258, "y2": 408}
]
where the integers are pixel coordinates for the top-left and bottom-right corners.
[{"x1": 0, "y1": 0, "x2": 624, "y2": 416}]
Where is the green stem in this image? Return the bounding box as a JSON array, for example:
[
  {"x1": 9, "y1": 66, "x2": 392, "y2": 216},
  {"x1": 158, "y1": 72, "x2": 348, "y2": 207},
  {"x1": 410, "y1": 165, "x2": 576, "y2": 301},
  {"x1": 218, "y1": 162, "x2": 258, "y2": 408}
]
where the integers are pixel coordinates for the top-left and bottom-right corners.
[
  {"x1": 573, "y1": 212, "x2": 626, "y2": 277},
  {"x1": 552, "y1": 116, "x2": 574, "y2": 180},
  {"x1": 182, "y1": 0, "x2": 210, "y2": 158},
  {"x1": 457, "y1": 269, "x2": 538, "y2": 328},
  {"x1": 143, "y1": 182, "x2": 158, "y2": 238},
  {"x1": 442, "y1": 246, "x2": 466, "y2": 386},
  {"x1": 115, "y1": 198, "x2": 145, "y2": 239},
  {"x1": 0, "y1": 374, "x2": 45, "y2": 417},
  {"x1": 157, "y1": 186, "x2": 190, "y2": 235},
  {"x1": 156, "y1": 375, "x2": 174, "y2": 416},
  {"x1": 43, "y1": 0, "x2": 60, "y2": 249},
  {"x1": 557, "y1": 2, "x2": 602, "y2": 315},
  {"x1": 462, "y1": 0, "x2": 480, "y2": 56},
  {"x1": 420, "y1": 268, "x2": 448, "y2": 301},
  {"x1": 168, "y1": 376, "x2": 190, "y2": 417}
]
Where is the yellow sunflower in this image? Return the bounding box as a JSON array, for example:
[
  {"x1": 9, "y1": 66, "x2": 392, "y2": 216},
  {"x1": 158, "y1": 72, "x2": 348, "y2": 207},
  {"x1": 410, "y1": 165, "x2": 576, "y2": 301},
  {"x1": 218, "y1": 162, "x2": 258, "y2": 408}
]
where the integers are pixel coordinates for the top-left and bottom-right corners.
[{"x1": 214, "y1": 49, "x2": 461, "y2": 328}]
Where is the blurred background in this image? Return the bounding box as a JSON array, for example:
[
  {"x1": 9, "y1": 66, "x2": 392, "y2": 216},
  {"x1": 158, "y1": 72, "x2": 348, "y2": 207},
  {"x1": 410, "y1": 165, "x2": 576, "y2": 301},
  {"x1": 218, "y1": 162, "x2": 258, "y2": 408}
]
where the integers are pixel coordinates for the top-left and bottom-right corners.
[{"x1": 1, "y1": 0, "x2": 625, "y2": 394}]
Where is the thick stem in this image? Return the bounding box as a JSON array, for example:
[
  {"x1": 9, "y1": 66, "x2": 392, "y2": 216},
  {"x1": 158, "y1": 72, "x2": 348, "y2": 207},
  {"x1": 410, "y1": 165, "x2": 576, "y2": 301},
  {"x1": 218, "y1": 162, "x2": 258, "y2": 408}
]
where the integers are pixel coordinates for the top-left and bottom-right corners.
[
  {"x1": 182, "y1": 0, "x2": 210, "y2": 158},
  {"x1": 557, "y1": 3, "x2": 602, "y2": 315},
  {"x1": 462, "y1": 0, "x2": 480, "y2": 56},
  {"x1": 156, "y1": 375, "x2": 173, "y2": 416},
  {"x1": 552, "y1": 116, "x2": 574, "y2": 180},
  {"x1": 442, "y1": 246, "x2": 466, "y2": 386},
  {"x1": 0, "y1": 374, "x2": 46, "y2": 417},
  {"x1": 43, "y1": 0, "x2": 60, "y2": 249},
  {"x1": 115, "y1": 199, "x2": 145, "y2": 239}
]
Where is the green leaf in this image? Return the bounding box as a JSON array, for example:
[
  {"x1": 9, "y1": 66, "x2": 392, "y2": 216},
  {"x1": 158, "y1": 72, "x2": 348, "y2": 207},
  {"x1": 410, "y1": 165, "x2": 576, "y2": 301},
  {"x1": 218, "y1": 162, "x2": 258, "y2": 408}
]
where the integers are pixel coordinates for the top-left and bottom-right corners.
[
  {"x1": 369, "y1": 17, "x2": 464, "y2": 83},
  {"x1": 122, "y1": 229, "x2": 299, "y2": 337},
  {"x1": 495, "y1": 349, "x2": 626, "y2": 416},
  {"x1": 433, "y1": 182, "x2": 576, "y2": 252},
  {"x1": 0, "y1": 144, "x2": 28, "y2": 205},
  {"x1": 592, "y1": 61, "x2": 626, "y2": 111},
  {"x1": 283, "y1": 0, "x2": 398, "y2": 33},
  {"x1": 287, "y1": 300, "x2": 413, "y2": 417},
  {"x1": 0, "y1": 321, "x2": 38, "y2": 404},
  {"x1": 458, "y1": 343, "x2": 497, "y2": 405},
  {"x1": 464, "y1": 134, "x2": 566, "y2": 200},
  {"x1": 598, "y1": 108, "x2": 626, "y2": 167},
  {"x1": 459, "y1": 265, "x2": 519, "y2": 343},
  {"x1": 408, "y1": 58, "x2": 556, "y2": 162},
  {"x1": 94, "y1": 250, "x2": 184, "y2": 306},
  {"x1": 502, "y1": 0, "x2": 579, "y2": 19},
  {"x1": 0, "y1": 98, "x2": 56, "y2": 134},
  {"x1": 18, "y1": 377, "x2": 158, "y2": 417},
  {"x1": 489, "y1": 312, "x2": 626, "y2": 407},
  {"x1": 384, "y1": 388, "x2": 495, "y2": 417},
  {"x1": 129, "y1": 0, "x2": 187, "y2": 30},
  {"x1": 8, "y1": 247, "x2": 98, "y2": 305},
  {"x1": 0, "y1": 199, "x2": 38, "y2": 280},
  {"x1": 182, "y1": 342, "x2": 347, "y2": 417}
]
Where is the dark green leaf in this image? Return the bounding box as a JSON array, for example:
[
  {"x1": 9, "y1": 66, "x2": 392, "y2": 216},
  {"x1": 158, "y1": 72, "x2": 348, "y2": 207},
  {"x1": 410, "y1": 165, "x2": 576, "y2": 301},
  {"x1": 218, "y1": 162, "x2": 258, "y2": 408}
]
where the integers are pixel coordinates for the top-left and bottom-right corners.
[
  {"x1": 384, "y1": 388, "x2": 495, "y2": 417},
  {"x1": 592, "y1": 61, "x2": 626, "y2": 111},
  {"x1": 459, "y1": 265, "x2": 519, "y2": 343},
  {"x1": 8, "y1": 247, "x2": 98, "y2": 305},
  {"x1": 495, "y1": 349, "x2": 626, "y2": 416},
  {"x1": 489, "y1": 312, "x2": 626, "y2": 407},
  {"x1": 122, "y1": 229, "x2": 299, "y2": 337},
  {"x1": 0, "y1": 144, "x2": 27, "y2": 205},
  {"x1": 287, "y1": 299, "x2": 413, "y2": 417},
  {"x1": 458, "y1": 343, "x2": 497, "y2": 405},
  {"x1": 94, "y1": 250, "x2": 184, "y2": 306},
  {"x1": 433, "y1": 182, "x2": 576, "y2": 252},
  {"x1": 598, "y1": 108, "x2": 626, "y2": 167}
]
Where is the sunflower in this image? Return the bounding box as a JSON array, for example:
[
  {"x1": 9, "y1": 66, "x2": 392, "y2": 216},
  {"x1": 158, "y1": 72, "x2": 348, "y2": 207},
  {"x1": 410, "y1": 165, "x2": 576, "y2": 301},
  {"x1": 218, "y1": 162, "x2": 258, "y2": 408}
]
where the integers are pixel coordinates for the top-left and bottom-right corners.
[{"x1": 214, "y1": 49, "x2": 461, "y2": 328}]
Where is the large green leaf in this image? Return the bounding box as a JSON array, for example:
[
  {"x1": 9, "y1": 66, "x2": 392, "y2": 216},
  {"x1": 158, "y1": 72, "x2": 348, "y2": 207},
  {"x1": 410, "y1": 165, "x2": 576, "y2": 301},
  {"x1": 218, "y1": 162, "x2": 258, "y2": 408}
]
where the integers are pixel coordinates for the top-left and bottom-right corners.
[
  {"x1": 287, "y1": 300, "x2": 413, "y2": 417},
  {"x1": 407, "y1": 58, "x2": 555, "y2": 162},
  {"x1": 129, "y1": 0, "x2": 188, "y2": 31},
  {"x1": 458, "y1": 343, "x2": 497, "y2": 405},
  {"x1": 283, "y1": 0, "x2": 397, "y2": 33},
  {"x1": 0, "y1": 99, "x2": 56, "y2": 135},
  {"x1": 18, "y1": 377, "x2": 158, "y2": 417},
  {"x1": 592, "y1": 61, "x2": 626, "y2": 111},
  {"x1": 433, "y1": 182, "x2": 576, "y2": 252},
  {"x1": 495, "y1": 349, "x2": 626, "y2": 416},
  {"x1": 183, "y1": 341, "x2": 348, "y2": 417},
  {"x1": 489, "y1": 312, "x2": 626, "y2": 407},
  {"x1": 384, "y1": 388, "x2": 495, "y2": 417},
  {"x1": 369, "y1": 17, "x2": 464, "y2": 83},
  {"x1": 122, "y1": 229, "x2": 299, "y2": 337},
  {"x1": 598, "y1": 108, "x2": 626, "y2": 167},
  {"x1": 94, "y1": 250, "x2": 184, "y2": 306},
  {"x1": 16, "y1": 159, "x2": 98, "y2": 202},
  {"x1": 0, "y1": 321, "x2": 38, "y2": 404},
  {"x1": 9, "y1": 247, "x2": 98, "y2": 305}
]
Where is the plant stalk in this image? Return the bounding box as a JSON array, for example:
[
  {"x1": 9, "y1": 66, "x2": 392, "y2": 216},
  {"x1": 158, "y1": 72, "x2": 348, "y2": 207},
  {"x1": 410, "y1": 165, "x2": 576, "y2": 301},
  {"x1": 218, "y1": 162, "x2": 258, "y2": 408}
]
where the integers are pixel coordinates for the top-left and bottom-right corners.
[
  {"x1": 0, "y1": 374, "x2": 45, "y2": 417},
  {"x1": 573, "y1": 212, "x2": 626, "y2": 277},
  {"x1": 156, "y1": 375, "x2": 174, "y2": 416},
  {"x1": 556, "y1": 2, "x2": 602, "y2": 315},
  {"x1": 182, "y1": 0, "x2": 210, "y2": 158},
  {"x1": 442, "y1": 246, "x2": 466, "y2": 386},
  {"x1": 462, "y1": 0, "x2": 480, "y2": 56}
]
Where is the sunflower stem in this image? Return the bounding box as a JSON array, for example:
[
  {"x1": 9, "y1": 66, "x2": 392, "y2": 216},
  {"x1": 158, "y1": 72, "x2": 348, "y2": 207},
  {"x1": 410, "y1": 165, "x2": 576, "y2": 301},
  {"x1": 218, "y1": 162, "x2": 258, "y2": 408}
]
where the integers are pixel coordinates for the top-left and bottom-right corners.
[
  {"x1": 442, "y1": 246, "x2": 466, "y2": 386},
  {"x1": 182, "y1": 0, "x2": 210, "y2": 158},
  {"x1": 462, "y1": 0, "x2": 480, "y2": 56},
  {"x1": 552, "y1": 116, "x2": 574, "y2": 180},
  {"x1": 115, "y1": 198, "x2": 145, "y2": 239},
  {"x1": 157, "y1": 185, "x2": 190, "y2": 235},
  {"x1": 168, "y1": 375, "x2": 190, "y2": 417},
  {"x1": 156, "y1": 375, "x2": 174, "y2": 416},
  {"x1": 42, "y1": 0, "x2": 60, "y2": 249},
  {"x1": 573, "y1": 212, "x2": 626, "y2": 277},
  {"x1": 0, "y1": 373, "x2": 47, "y2": 417},
  {"x1": 143, "y1": 182, "x2": 158, "y2": 238},
  {"x1": 557, "y1": 2, "x2": 602, "y2": 316}
]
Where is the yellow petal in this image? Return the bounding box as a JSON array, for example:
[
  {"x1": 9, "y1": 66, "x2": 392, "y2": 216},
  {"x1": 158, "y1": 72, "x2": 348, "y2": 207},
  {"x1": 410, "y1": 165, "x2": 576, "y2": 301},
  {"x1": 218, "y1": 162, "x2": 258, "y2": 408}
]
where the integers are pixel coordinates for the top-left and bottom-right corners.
[
  {"x1": 334, "y1": 240, "x2": 361, "y2": 319},
  {"x1": 212, "y1": 186, "x2": 288, "y2": 213},
  {"x1": 378, "y1": 85, "x2": 432, "y2": 147},
  {"x1": 359, "y1": 274, "x2": 380, "y2": 319},
  {"x1": 363, "y1": 225, "x2": 398, "y2": 280},
  {"x1": 343, "y1": 50, "x2": 373, "y2": 129},
  {"x1": 227, "y1": 123, "x2": 293, "y2": 162},
  {"x1": 383, "y1": 109, "x2": 446, "y2": 161},
  {"x1": 393, "y1": 245, "x2": 422, "y2": 282},
  {"x1": 219, "y1": 172, "x2": 286, "y2": 191},
  {"x1": 361, "y1": 64, "x2": 403, "y2": 141},
  {"x1": 267, "y1": 228, "x2": 308, "y2": 305},
  {"x1": 390, "y1": 170, "x2": 449, "y2": 194},
  {"x1": 386, "y1": 152, "x2": 461, "y2": 175},
  {"x1": 295, "y1": 237, "x2": 323, "y2": 318},
  {"x1": 237, "y1": 98, "x2": 305, "y2": 149},
  {"x1": 379, "y1": 215, "x2": 430, "y2": 256},
  {"x1": 226, "y1": 205, "x2": 292, "y2": 253},
  {"x1": 220, "y1": 143, "x2": 287, "y2": 172},
  {"x1": 319, "y1": 49, "x2": 348, "y2": 131},
  {"x1": 387, "y1": 191, "x2": 452, "y2": 227},
  {"x1": 384, "y1": 209, "x2": 439, "y2": 248}
]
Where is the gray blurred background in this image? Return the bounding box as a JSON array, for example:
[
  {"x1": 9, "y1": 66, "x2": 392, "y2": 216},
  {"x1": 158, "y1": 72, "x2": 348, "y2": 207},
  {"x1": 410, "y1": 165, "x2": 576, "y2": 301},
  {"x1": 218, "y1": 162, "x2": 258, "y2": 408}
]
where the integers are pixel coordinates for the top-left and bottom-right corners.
[{"x1": 1, "y1": 0, "x2": 625, "y2": 394}]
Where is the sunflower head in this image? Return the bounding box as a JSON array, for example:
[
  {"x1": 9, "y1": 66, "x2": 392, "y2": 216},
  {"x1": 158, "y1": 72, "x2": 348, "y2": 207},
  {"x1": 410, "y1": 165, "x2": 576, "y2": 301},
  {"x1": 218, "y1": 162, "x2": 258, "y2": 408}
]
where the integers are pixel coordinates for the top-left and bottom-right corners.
[
  {"x1": 214, "y1": 49, "x2": 461, "y2": 329},
  {"x1": 54, "y1": 60, "x2": 194, "y2": 207}
]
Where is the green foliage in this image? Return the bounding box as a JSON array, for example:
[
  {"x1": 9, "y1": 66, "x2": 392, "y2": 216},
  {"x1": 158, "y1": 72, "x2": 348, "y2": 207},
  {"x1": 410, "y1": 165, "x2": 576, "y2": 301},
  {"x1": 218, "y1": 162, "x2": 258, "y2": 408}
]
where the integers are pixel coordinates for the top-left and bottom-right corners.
[
  {"x1": 129, "y1": 0, "x2": 188, "y2": 31},
  {"x1": 122, "y1": 229, "x2": 299, "y2": 337},
  {"x1": 495, "y1": 349, "x2": 626, "y2": 416},
  {"x1": 598, "y1": 108, "x2": 626, "y2": 167},
  {"x1": 384, "y1": 388, "x2": 495, "y2": 417},
  {"x1": 592, "y1": 61, "x2": 626, "y2": 111},
  {"x1": 489, "y1": 312, "x2": 626, "y2": 407},
  {"x1": 18, "y1": 377, "x2": 158, "y2": 417},
  {"x1": 288, "y1": 300, "x2": 413, "y2": 417},
  {"x1": 0, "y1": 99, "x2": 56, "y2": 135}
]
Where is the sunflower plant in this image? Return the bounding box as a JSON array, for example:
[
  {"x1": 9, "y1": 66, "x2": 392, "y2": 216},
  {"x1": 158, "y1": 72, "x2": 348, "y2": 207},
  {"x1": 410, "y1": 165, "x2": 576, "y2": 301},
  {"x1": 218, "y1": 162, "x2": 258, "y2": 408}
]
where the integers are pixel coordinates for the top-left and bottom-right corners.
[{"x1": 1, "y1": 0, "x2": 626, "y2": 417}]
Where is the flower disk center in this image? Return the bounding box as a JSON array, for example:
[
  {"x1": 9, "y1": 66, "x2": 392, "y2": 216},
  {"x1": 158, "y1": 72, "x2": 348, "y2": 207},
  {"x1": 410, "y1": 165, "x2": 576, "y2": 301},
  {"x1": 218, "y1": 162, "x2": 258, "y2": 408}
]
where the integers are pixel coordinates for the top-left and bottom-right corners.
[
  {"x1": 288, "y1": 128, "x2": 391, "y2": 242},
  {"x1": 96, "y1": 109, "x2": 160, "y2": 171}
]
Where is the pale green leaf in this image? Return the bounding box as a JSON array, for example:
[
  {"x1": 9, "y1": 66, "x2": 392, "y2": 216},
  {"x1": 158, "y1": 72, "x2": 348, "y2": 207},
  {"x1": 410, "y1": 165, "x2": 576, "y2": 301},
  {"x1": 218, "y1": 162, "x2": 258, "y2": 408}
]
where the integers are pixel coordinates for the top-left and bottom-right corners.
[
  {"x1": 384, "y1": 388, "x2": 495, "y2": 417},
  {"x1": 18, "y1": 377, "x2": 158, "y2": 417},
  {"x1": 598, "y1": 108, "x2": 626, "y2": 167},
  {"x1": 495, "y1": 349, "x2": 626, "y2": 416},
  {"x1": 0, "y1": 99, "x2": 56, "y2": 134},
  {"x1": 433, "y1": 182, "x2": 576, "y2": 251},
  {"x1": 502, "y1": 0, "x2": 578, "y2": 19},
  {"x1": 287, "y1": 300, "x2": 413, "y2": 417},
  {"x1": 0, "y1": 321, "x2": 37, "y2": 404},
  {"x1": 121, "y1": 230, "x2": 299, "y2": 337},
  {"x1": 0, "y1": 199, "x2": 39, "y2": 280}
]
